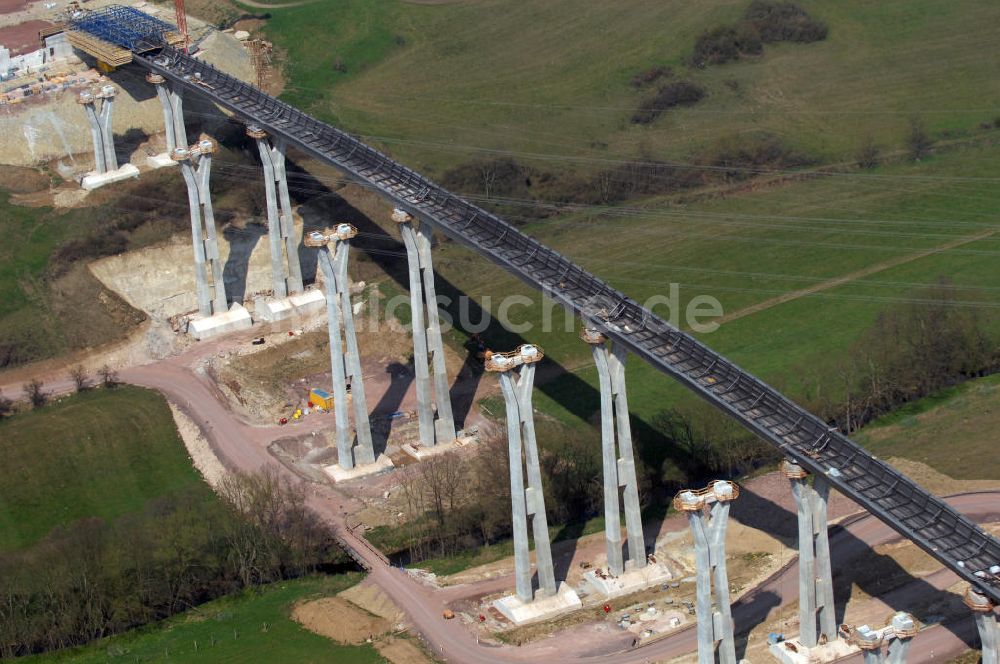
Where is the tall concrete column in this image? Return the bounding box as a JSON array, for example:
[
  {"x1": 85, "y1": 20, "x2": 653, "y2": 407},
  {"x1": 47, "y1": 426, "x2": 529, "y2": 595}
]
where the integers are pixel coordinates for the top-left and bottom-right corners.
[
  {"x1": 248, "y1": 126, "x2": 286, "y2": 297},
  {"x1": 966, "y1": 587, "x2": 1000, "y2": 664},
  {"x1": 169, "y1": 84, "x2": 187, "y2": 149},
  {"x1": 393, "y1": 208, "x2": 456, "y2": 446},
  {"x1": 583, "y1": 328, "x2": 645, "y2": 576},
  {"x1": 488, "y1": 345, "x2": 556, "y2": 602},
  {"x1": 675, "y1": 481, "x2": 738, "y2": 664},
  {"x1": 77, "y1": 90, "x2": 106, "y2": 174},
  {"x1": 886, "y1": 612, "x2": 917, "y2": 664},
  {"x1": 95, "y1": 84, "x2": 118, "y2": 171},
  {"x1": 782, "y1": 459, "x2": 836, "y2": 647},
  {"x1": 270, "y1": 137, "x2": 304, "y2": 294},
  {"x1": 78, "y1": 85, "x2": 118, "y2": 174},
  {"x1": 247, "y1": 127, "x2": 304, "y2": 297},
  {"x1": 146, "y1": 72, "x2": 177, "y2": 152},
  {"x1": 308, "y1": 224, "x2": 376, "y2": 469},
  {"x1": 332, "y1": 228, "x2": 374, "y2": 464},
  {"x1": 416, "y1": 223, "x2": 456, "y2": 442},
  {"x1": 173, "y1": 138, "x2": 227, "y2": 317}
]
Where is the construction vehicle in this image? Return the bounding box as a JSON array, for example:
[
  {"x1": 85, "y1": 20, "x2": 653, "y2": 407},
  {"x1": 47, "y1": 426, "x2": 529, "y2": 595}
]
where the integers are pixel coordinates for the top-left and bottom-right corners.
[{"x1": 309, "y1": 388, "x2": 334, "y2": 411}]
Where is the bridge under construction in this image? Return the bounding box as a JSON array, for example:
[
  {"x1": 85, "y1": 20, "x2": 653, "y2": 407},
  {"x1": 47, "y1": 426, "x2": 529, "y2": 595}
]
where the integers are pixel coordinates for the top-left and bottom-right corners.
[{"x1": 62, "y1": 4, "x2": 1000, "y2": 660}]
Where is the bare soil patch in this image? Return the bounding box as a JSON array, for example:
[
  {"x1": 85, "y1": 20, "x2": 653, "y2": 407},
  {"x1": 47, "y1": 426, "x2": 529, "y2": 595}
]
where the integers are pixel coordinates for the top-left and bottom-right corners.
[
  {"x1": 0, "y1": 18, "x2": 53, "y2": 55},
  {"x1": 292, "y1": 596, "x2": 391, "y2": 645},
  {"x1": 0, "y1": 166, "x2": 48, "y2": 193},
  {"x1": 376, "y1": 637, "x2": 437, "y2": 664},
  {"x1": 292, "y1": 581, "x2": 431, "y2": 664},
  {"x1": 885, "y1": 457, "x2": 1000, "y2": 495},
  {"x1": 339, "y1": 582, "x2": 405, "y2": 623},
  {"x1": 0, "y1": 0, "x2": 28, "y2": 15},
  {"x1": 167, "y1": 402, "x2": 227, "y2": 488}
]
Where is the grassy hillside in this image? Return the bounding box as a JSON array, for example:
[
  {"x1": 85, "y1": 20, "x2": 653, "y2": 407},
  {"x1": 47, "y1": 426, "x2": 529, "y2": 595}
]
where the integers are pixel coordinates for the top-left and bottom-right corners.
[
  {"x1": 413, "y1": 140, "x2": 1000, "y2": 428},
  {"x1": 253, "y1": 0, "x2": 1000, "y2": 173},
  {"x1": 857, "y1": 373, "x2": 1000, "y2": 481},
  {"x1": 0, "y1": 386, "x2": 212, "y2": 551},
  {"x1": 24, "y1": 575, "x2": 386, "y2": 664},
  {"x1": 0, "y1": 185, "x2": 146, "y2": 369},
  {"x1": 247, "y1": 0, "x2": 1000, "y2": 411}
]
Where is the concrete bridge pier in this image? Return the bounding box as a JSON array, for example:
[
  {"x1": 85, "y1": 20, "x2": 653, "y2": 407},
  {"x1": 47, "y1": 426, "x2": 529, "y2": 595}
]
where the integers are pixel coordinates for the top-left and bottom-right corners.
[
  {"x1": 488, "y1": 345, "x2": 581, "y2": 624},
  {"x1": 248, "y1": 125, "x2": 304, "y2": 297},
  {"x1": 966, "y1": 587, "x2": 1000, "y2": 664},
  {"x1": 392, "y1": 208, "x2": 456, "y2": 447},
  {"x1": 173, "y1": 139, "x2": 250, "y2": 339},
  {"x1": 582, "y1": 328, "x2": 646, "y2": 576},
  {"x1": 856, "y1": 629, "x2": 885, "y2": 664},
  {"x1": 832, "y1": 612, "x2": 917, "y2": 664},
  {"x1": 676, "y1": 481, "x2": 739, "y2": 664},
  {"x1": 145, "y1": 72, "x2": 182, "y2": 168},
  {"x1": 308, "y1": 224, "x2": 386, "y2": 478},
  {"x1": 886, "y1": 612, "x2": 917, "y2": 664},
  {"x1": 96, "y1": 84, "x2": 117, "y2": 171},
  {"x1": 77, "y1": 85, "x2": 138, "y2": 190},
  {"x1": 168, "y1": 83, "x2": 187, "y2": 148},
  {"x1": 782, "y1": 459, "x2": 837, "y2": 647},
  {"x1": 78, "y1": 90, "x2": 106, "y2": 174},
  {"x1": 317, "y1": 245, "x2": 353, "y2": 471}
]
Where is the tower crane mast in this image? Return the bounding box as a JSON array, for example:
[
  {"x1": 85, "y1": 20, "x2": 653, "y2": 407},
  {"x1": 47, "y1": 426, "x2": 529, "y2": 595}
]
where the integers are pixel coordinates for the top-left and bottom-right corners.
[{"x1": 174, "y1": 0, "x2": 188, "y2": 53}]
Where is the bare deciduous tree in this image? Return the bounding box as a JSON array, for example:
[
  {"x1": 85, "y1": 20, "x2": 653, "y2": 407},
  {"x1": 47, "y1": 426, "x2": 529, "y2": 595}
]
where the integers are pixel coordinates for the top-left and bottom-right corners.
[
  {"x1": 69, "y1": 365, "x2": 89, "y2": 392},
  {"x1": 23, "y1": 380, "x2": 46, "y2": 408},
  {"x1": 97, "y1": 365, "x2": 119, "y2": 389},
  {"x1": 856, "y1": 133, "x2": 880, "y2": 169},
  {"x1": 907, "y1": 117, "x2": 932, "y2": 161}
]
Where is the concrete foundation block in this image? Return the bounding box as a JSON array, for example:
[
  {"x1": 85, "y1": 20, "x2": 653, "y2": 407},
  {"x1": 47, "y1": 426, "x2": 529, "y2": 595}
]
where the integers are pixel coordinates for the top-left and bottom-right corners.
[
  {"x1": 254, "y1": 295, "x2": 295, "y2": 322},
  {"x1": 769, "y1": 638, "x2": 858, "y2": 664},
  {"x1": 254, "y1": 289, "x2": 326, "y2": 322},
  {"x1": 434, "y1": 419, "x2": 457, "y2": 445},
  {"x1": 322, "y1": 454, "x2": 394, "y2": 482},
  {"x1": 492, "y1": 582, "x2": 582, "y2": 626},
  {"x1": 401, "y1": 435, "x2": 476, "y2": 461},
  {"x1": 146, "y1": 152, "x2": 178, "y2": 169},
  {"x1": 288, "y1": 289, "x2": 326, "y2": 314},
  {"x1": 188, "y1": 303, "x2": 253, "y2": 340},
  {"x1": 81, "y1": 164, "x2": 140, "y2": 190},
  {"x1": 583, "y1": 563, "x2": 672, "y2": 599}
]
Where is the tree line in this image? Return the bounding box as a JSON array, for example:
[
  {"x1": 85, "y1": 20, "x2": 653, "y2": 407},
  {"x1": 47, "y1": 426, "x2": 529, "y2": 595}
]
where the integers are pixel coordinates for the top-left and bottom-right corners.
[
  {"x1": 800, "y1": 279, "x2": 997, "y2": 433},
  {"x1": 0, "y1": 471, "x2": 343, "y2": 658}
]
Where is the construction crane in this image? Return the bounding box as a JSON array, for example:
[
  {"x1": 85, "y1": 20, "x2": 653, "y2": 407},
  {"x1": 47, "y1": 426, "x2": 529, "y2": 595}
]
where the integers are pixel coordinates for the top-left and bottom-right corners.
[{"x1": 173, "y1": 0, "x2": 188, "y2": 53}]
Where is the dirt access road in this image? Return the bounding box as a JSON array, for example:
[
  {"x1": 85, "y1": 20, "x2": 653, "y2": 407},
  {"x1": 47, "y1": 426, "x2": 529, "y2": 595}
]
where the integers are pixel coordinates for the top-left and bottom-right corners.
[
  {"x1": 4, "y1": 319, "x2": 997, "y2": 661},
  {"x1": 91, "y1": 342, "x2": 996, "y2": 663}
]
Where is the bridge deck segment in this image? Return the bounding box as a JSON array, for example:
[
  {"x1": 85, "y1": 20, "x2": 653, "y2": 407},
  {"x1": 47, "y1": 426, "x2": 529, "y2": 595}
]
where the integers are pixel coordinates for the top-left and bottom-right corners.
[{"x1": 117, "y1": 44, "x2": 1000, "y2": 602}]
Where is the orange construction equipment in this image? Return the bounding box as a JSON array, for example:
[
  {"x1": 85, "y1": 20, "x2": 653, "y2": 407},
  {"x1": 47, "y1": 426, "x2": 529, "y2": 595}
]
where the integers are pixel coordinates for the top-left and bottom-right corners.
[
  {"x1": 309, "y1": 388, "x2": 334, "y2": 411},
  {"x1": 174, "y1": 0, "x2": 188, "y2": 53}
]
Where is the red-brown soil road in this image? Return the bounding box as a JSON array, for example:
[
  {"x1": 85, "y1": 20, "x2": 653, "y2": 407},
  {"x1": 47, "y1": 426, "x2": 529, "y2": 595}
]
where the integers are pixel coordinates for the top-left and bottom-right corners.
[{"x1": 111, "y1": 352, "x2": 1000, "y2": 663}]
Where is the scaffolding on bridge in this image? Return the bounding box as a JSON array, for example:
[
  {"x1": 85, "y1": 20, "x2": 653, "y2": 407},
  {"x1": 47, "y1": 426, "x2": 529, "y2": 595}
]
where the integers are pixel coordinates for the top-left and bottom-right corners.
[{"x1": 64, "y1": 5, "x2": 183, "y2": 67}]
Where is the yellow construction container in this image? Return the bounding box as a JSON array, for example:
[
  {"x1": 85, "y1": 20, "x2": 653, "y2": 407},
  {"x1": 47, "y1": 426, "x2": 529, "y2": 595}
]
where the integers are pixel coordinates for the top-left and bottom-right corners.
[{"x1": 309, "y1": 388, "x2": 333, "y2": 411}]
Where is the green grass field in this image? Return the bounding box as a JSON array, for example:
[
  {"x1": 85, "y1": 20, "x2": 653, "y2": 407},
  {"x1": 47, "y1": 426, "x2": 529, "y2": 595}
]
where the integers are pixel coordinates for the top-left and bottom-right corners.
[
  {"x1": 0, "y1": 187, "x2": 150, "y2": 369},
  {"x1": 0, "y1": 191, "x2": 82, "y2": 365},
  {"x1": 423, "y1": 140, "x2": 1000, "y2": 434},
  {"x1": 23, "y1": 575, "x2": 386, "y2": 664},
  {"x1": 0, "y1": 386, "x2": 213, "y2": 551},
  {"x1": 252, "y1": 0, "x2": 1000, "y2": 174},
  {"x1": 857, "y1": 373, "x2": 1000, "y2": 481}
]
